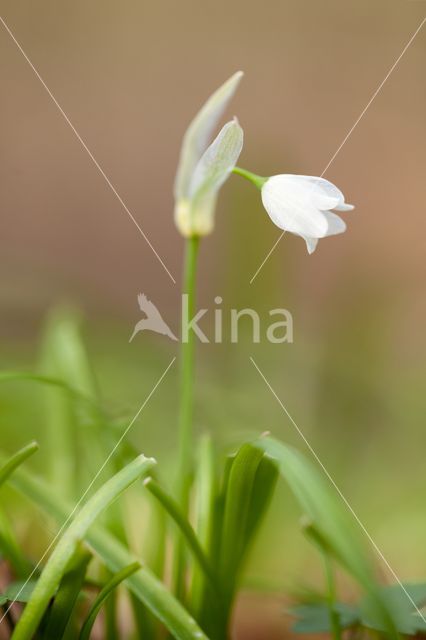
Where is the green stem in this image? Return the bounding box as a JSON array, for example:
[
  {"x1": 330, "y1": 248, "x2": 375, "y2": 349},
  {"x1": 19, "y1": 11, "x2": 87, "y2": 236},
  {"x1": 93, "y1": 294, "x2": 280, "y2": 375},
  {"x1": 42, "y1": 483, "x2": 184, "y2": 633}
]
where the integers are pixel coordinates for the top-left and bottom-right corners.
[
  {"x1": 323, "y1": 553, "x2": 342, "y2": 640},
  {"x1": 232, "y1": 166, "x2": 267, "y2": 189},
  {"x1": 173, "y1": 235, "x2": 200, "y2": 600}
]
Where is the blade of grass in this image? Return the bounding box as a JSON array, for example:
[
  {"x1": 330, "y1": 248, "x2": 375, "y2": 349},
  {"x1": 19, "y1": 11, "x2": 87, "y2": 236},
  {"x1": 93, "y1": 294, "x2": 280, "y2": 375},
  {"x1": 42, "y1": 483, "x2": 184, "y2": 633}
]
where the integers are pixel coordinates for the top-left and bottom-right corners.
[
  {"x1": 217, "y1": 443, "x2": 263, "y2": 635},
  {"x1": 144, "y1": 477, "x2": 220, "y2": 595},
  {"x1": 219, "y1": 443, "x2": 263, "y2": 591},
  {"x1": 6, "y1": 462, "x2": 209, "y2": 640},
  {"x1": 0, "y1": 442, "x2": 39, "y2": 577},
  {"x1": 40, "y1": 308, "x2": 104, "y2": 497},
  {"x1": 11, "y1": 454, "x2": 155, "y2": 640},
  {"x1": 42, "y1": 543, "x2": 92, "y2": 639},
  {"x1": 0, "y1": 442, "x2": 39, "y2": 487},
  {"x1": 79, "y1": 562, "x2": 140, "y2": 640},
  {"x1": 0, "y1": 511, "x2": 31, "y2": 579},
  {"x1": 253, "y1": 436, "x2": 400, "y2": 639},
  {"x1": 191, "y1": 435, "x2": 217, "y2": 620}
]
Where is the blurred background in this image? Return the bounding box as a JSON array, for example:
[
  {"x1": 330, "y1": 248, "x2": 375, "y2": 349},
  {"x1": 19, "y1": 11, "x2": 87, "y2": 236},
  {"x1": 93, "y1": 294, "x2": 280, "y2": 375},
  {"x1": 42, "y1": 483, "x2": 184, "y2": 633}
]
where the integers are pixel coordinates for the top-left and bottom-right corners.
[{"x1": 1, "y1": 0, "x2": 425, "y2": 636}]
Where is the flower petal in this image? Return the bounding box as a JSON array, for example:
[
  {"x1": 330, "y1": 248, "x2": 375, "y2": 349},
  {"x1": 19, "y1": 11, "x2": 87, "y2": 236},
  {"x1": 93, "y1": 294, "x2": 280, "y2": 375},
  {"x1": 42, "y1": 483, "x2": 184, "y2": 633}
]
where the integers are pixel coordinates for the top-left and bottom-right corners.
[
  {"x1": 174, "y1": 71, "x2": 243, "y2": 200},
  {"x1": 293, "y1": 175, "x2": 346, "y2": 210},
  {"x1": 302, "y1": 236, "x2": 319, "y2": 254},
  {"x1": 189, "y1": 119, "x2": 244, "y2": 201},
  {"x1": 261, "y1": 175, "x2": 329, "y2": 237},
  {"x1": 334, "y1": 202, "x2": 354, "y2": 212},
  {"x1": 323, "y1": 211, "x2": 347, "y2": 236}
]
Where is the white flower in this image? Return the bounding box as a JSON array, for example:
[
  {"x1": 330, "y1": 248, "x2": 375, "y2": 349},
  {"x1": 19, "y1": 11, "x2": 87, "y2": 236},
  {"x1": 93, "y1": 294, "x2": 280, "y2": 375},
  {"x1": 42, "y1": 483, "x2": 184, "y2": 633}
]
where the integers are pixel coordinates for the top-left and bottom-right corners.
[
  {"x1": 261, "y1": 175, "x2": 354, "y2": 254},
  {"x1": 174, "y1": 72, "x2": 244, "y2": 237}
]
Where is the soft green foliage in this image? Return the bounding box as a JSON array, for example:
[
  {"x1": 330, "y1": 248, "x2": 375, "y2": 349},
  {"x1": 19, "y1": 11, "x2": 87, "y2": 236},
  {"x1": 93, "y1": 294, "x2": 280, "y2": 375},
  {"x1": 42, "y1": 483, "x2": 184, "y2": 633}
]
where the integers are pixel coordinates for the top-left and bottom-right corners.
[
  {"x1": 11, "y1": 454, "x2": 155, "y2": 640},
  {"x1": 254, "y1": 437, "x2": 402, "y2": 638},
  {"x1": 292, "y1": 582, "x2": 426, "y2": 635},
  {"x1": 7, "y1": 462, "x2": 208, "y2": 640},
  {"x1": 79, "y1": 562, "x2": 141, "y2": 640},
  {"x1": 42, "y1": 544, "x2": 91, "y2": 639},
  {"x1": 0, "y1": 314, "x2": 422, "y2": 640}
]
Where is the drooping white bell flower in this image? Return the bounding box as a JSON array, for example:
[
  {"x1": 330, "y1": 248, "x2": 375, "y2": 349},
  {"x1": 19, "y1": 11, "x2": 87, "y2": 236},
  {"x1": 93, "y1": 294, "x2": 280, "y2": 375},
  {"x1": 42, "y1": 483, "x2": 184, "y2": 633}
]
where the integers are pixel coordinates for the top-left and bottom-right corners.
[
  {"x1": 174, "y1": 72, "x2": 244, "y2": 237},
  {"x1": 261, "y1": 175, "x2": 354, "y2": 254}
]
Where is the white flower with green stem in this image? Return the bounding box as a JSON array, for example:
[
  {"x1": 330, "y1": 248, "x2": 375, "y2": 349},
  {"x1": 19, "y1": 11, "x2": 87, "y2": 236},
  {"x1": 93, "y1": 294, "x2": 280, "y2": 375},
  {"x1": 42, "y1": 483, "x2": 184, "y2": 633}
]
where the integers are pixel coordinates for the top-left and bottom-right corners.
[{"x1": 172, "y1": 70, "x2": 354, "y2": 600}]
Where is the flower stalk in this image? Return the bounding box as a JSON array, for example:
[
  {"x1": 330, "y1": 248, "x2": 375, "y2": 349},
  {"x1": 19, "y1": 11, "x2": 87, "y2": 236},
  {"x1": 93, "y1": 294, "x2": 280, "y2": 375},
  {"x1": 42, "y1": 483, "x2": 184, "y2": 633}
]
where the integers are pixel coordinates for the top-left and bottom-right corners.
[{"x1": 174, "y1": 234, "x2": 200, "y2": 599}]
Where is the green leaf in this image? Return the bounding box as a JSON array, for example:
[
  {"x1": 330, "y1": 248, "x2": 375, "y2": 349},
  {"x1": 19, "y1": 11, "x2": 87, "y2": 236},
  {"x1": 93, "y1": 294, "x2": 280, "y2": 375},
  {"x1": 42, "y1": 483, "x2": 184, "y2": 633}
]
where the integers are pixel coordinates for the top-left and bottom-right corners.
[
  {"x1": 253, "y1": 436, "x2": 399, "y2": 639},
  {"x1": 0, "y1": 442, "x2": 39, "y2": 577},
  {"x1": 0, "y1": 372, "x2": 93, "y2": 404},
  {"x1": 79, "y1": 562, "x2": 140, "y2": 640},
  {"x1": 42, "y1": 544, "x2": 92, "y2": 639},
  {"x1": 291, "y1": 602, "x2": 359, "y2": 633},
  {"x1": 144, "y1": 477, "x2": 220, "y2": 595},
  {"x1": 4, "y1": 581, "x2": 37, "y2": 603},
  {"x1": 7, "y1": 462, "x2": 208, "y2": 640},
  {"x1": 219, "y1": 443, "x2": 267, "y2": 591},
  {"x1": 0, "y1": 511, "x2": 31, "y2": 578},
  {"x1": 0, "y1": 442, "x2": 39, "y2": 487},
  {"x1": 40, "y1": 308, "x2": 104, "y2": 497},
  {"x1": 12, "y1": 454, "x2": 155, "y2": 640},
  {"x1": 360, "y1": 583, "x2": 426, "y2": 634}
]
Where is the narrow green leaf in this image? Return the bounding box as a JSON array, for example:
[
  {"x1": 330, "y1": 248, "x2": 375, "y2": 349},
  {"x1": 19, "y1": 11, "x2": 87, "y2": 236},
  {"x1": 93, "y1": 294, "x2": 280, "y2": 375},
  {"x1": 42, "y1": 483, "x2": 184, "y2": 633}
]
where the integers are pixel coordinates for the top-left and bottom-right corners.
[
  {"x1": 7, "y1": 463, "x2": 208, "y2": 640},
  {"x1": 219, "y1": 443, "x2": 263, "y2": 591},
  {"x1": 79, "y1": 562, "x2": 140, "y2": 640},
  {"x1": 40, "y1": 308, "x2": 104, "y2": 497},
  {"x1": 244, "y1": 454, "x2": 278, "y2": 549},
  {"x1": 253, "y1": 437, "x2": 399, "y2": 639},
  {"x1": 0, "y1": 442, "x2": 39, "y2": 487},
  {"x1": 0, "y1": 511, "x2": 31, "y2": 578},
  {"x1": 0, "y1": 442, "x2": 39, "y2": 577},
  {"x1": 12, "y1": 454, "x2": 155, "y2": 640},
  {"x1": 144, "y1": 477, "x2": 220, "y2": 595},
  {"x1": 42, "y1": 544, "x2": 91, "y2": 639},
  {"x1": 0, "y1": 372, "x2": 94, "y2": 405}
]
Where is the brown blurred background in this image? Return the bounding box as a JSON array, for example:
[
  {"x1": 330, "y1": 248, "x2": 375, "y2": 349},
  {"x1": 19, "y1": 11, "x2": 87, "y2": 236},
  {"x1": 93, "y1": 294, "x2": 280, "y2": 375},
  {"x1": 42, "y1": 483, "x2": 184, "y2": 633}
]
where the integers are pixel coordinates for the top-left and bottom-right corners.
[{"x1": 1, "y1": 1, "x2": 425, "y2": 635}]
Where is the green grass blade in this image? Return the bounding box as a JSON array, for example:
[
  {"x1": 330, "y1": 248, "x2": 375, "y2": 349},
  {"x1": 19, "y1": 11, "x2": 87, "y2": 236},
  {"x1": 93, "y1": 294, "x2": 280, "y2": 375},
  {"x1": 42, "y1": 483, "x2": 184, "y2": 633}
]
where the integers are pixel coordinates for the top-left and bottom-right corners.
[
  {"x1": 0, "y1": 372, "x2": 94, "y2": 404},
  {"x1": 219, "y1": 443, "x2": 263, "y2": 592},
  {"x1": 253, "y1": 436, "x2": 399, "y2": 639},
  {"x1": 0, "y1": 511, "x2": 31, "y2": 578},
  {"x1": 40, "y1": 308, "x2": 102, "y2": 497},
  {"x1": 6, "y1": 463, "x2": 208, "y2": 640},
  {"x1": 144, "y1": 477, "x2": 220, "y2": 595},
  {"x1": 0, "y1": 442, "x2": 39, "y2": 577},
  {"x1": 12, "y1": 454, "x2": 155, "y2": 640},
  {"x1": 79, "y1": 562, "x2": 140, "y2": 640},
  {"x1": 42, "y1": 543, "x2": 92, "y2": 639},
  {"x1": 216, "y1": 443, "x2": 264, "y2": 637},
  {"x1": 191, "y1": 435, "x2": 217, "y2": 620},
  {"x1": 0, "y1": 442, "x2": 39, "y2": 487},
  {"x1": 244, "y1": 454, "x2": 278, "y2": 549}
]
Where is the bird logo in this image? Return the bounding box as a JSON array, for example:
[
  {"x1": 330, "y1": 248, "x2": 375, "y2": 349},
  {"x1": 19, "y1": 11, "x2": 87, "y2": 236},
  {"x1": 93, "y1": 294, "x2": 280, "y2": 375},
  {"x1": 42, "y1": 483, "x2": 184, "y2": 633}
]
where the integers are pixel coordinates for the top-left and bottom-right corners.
[{"x1": 129, "y1": 294, "x2": 178, "y2": 343}]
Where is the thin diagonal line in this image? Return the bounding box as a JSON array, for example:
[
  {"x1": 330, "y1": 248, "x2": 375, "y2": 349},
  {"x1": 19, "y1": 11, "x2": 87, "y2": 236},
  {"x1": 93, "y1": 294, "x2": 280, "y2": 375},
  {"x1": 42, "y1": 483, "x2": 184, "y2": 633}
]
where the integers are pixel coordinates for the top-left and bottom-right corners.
[
  {"x1": 320, "y1": 15, "x2": 426, "y2": 177},
  {"x1": 0, "y1": 356, "x2": 176, "y2": 627},
  {"x1": 0, "y1": 15, "x2": 176, "y2": 285},
  {"x1": 250, "y1": 231, "x2": 286, "y2": 284},
  {"x1": 249, "y1": 15, "x2": 426, "y2": 283},
  {"x1": 250, "y1": 356, "x2": 426, "y2": 625}
]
